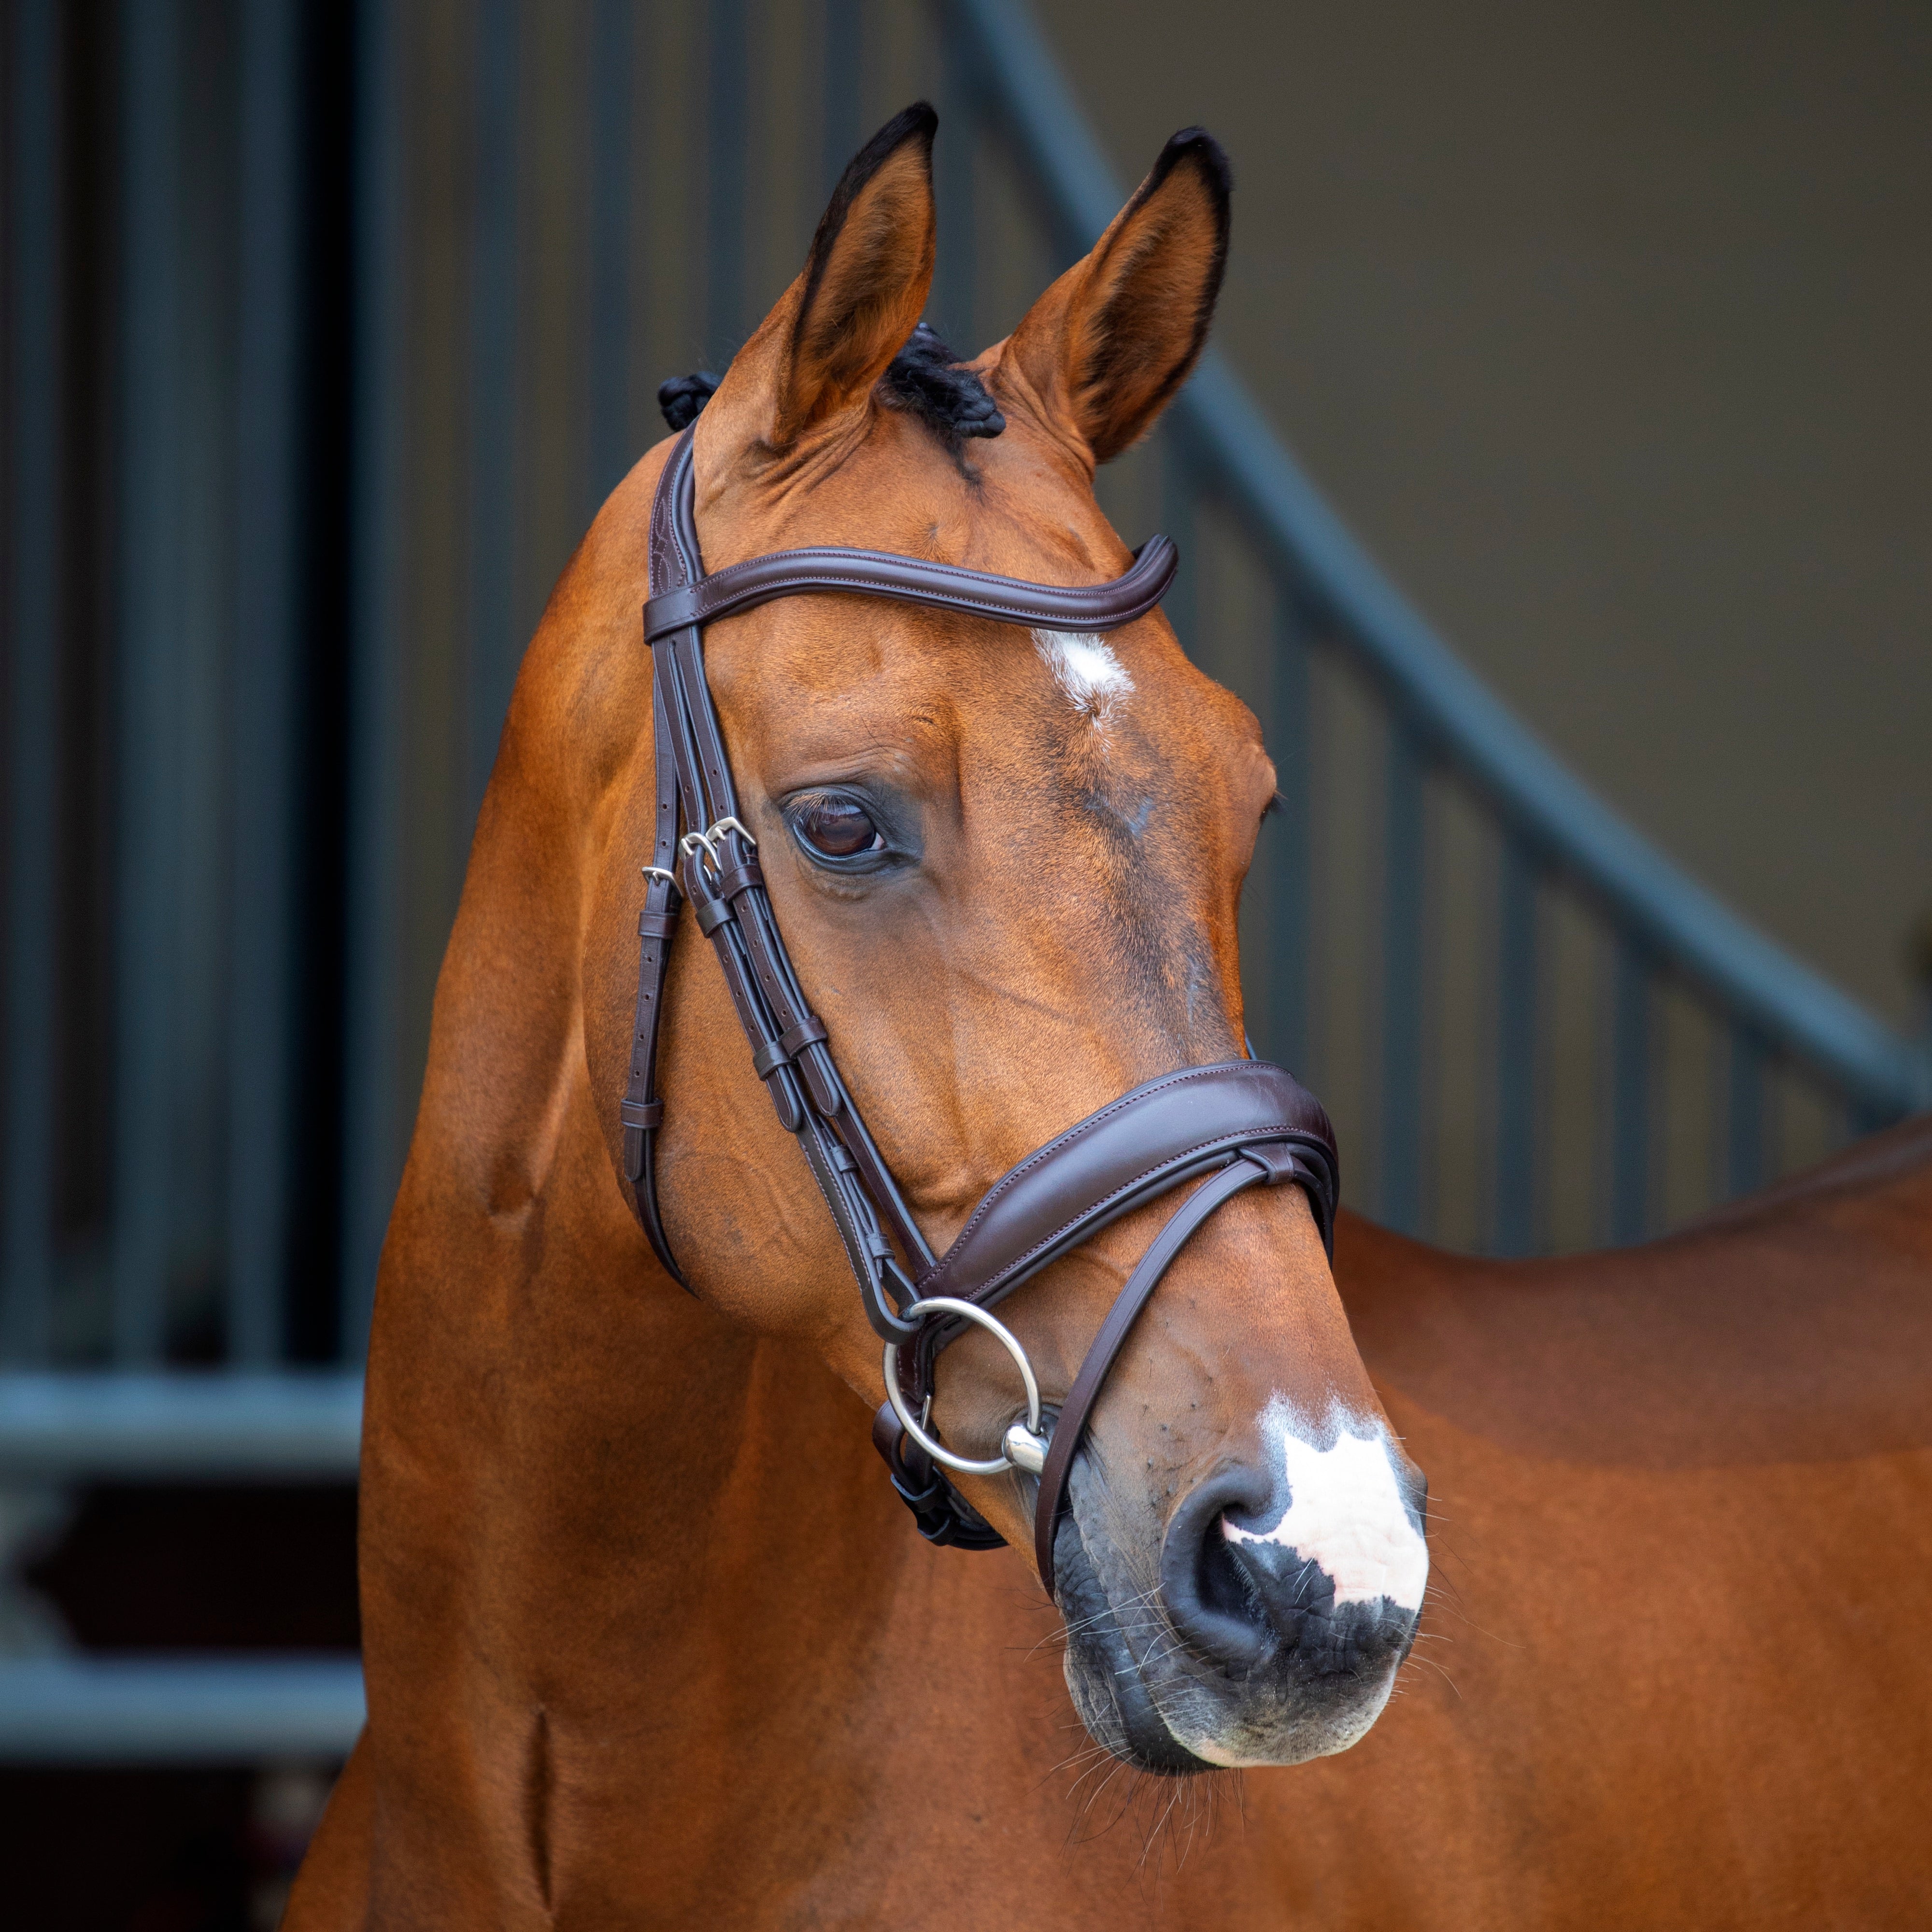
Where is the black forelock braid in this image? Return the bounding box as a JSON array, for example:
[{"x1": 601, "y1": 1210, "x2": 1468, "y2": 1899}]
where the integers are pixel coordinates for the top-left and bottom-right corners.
[
  {"x1": 657, "y1": 370, "x2": 720, "y2": 432},
  {"x1": 877, "y1": 323, "x2": 1005, "y2": 447},
  {"x1": 655, "y1": 324, "x2": 1004, "y2": 447}
]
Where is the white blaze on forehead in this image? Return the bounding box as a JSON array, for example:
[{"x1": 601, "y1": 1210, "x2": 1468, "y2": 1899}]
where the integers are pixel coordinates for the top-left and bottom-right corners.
[
  {"x1": 1222, "y1": 1398, "x2": 1430, "y2": 1611},
  {"x1": 1033, "y1": 628, "x2": 1133, "y2": 726}
]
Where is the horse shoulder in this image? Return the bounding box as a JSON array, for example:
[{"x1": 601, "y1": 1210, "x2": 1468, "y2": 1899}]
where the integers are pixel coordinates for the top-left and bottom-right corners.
[{"x1": 1313, "y1": 1135, "x2": 1932, "y2": 1923}]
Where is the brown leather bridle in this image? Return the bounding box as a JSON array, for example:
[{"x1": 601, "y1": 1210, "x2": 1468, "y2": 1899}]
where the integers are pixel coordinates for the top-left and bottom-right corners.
[{"x1": 622, "y1": 426, "x2": 1340, "y2": 1593}]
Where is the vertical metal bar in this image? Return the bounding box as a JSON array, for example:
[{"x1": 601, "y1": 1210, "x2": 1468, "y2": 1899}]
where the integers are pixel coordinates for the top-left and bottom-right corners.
[
  {"x1": 227, "y1": 0, "x2": 301, "y2": 1365},
  {"x1": 115, "y1": 0, "x2": 185, "y2": 1364},
  {"x1": 1492, "y1": 832, "x2": 1538, "y2": 1254},
  {"x1": 934, "y1": 2, "x2": 976, "y2": 348},
  {"x1": 1378, "y1": 714, "x2": 1424, "y2": 1234},
  {"x1": 1724, "y1": 1018, "x2": 1764, "y2": 1202},
  {"x1": 822, "y1": 0, "x2": 864, "y2": 198},
  {"x1": 342, "y1": 0, "x2": 405, "y2": 1363},
  {"x1": 585, "y1": 0, "x2": 631, "y2": 521},
  {"x1": 3, "y1": 0, "x2": 62, "y2": 1364},
  {"x1": 468, "y1": 0, "x2": 519, "y2": 821},
  {"x1": 1160, "y1": 433, "x2": 1196, "y2": 656},
  {"x1": 172, "y1": 0, "x2": 234, "y2": 1352},
  {"x1": 1265, "y1": 600, "x2": 1312, "y2": 1080},
  {"x1": 704, "y1": 0, "x2": 747, "y2": 360},
  {"x1": 1609, "y1": 934, "x2": 1651, "y2": 1245}
]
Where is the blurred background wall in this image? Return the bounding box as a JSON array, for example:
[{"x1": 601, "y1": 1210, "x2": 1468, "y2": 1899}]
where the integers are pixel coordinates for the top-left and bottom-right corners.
[
  {"x1": 0, "y1": 2, "x2": 1926, "y2": 1919},
  {"x1": 1036, "y1": 0, "x2": 1932, "y2": 1034}
]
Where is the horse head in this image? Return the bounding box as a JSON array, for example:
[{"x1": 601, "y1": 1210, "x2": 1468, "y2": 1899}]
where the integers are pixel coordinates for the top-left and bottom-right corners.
[{"x1": 583, "y1": 105, "x2": 1427, "y2": 1775}]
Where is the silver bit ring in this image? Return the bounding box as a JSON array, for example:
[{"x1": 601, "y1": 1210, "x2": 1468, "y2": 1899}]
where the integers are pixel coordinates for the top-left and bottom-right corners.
[{"x1": 882, "y1": 1296, "x2": 1051, "y2": 1477}]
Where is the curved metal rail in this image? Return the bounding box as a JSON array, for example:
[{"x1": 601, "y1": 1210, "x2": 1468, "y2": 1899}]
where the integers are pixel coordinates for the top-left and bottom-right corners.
[{"x1": 951, "y1": 0, "x2": 1927, "y2": 1123}]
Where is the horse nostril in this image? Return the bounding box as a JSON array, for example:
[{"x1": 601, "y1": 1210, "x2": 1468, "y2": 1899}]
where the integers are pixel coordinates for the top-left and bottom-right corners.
[
  {"x1": 1215, "y1": 1532, "x2": 1350, "y2": 1667},
  {"x1": 1161, "y1": 1462, "x2": 1423, "y2": 1680},
  {"x1": 1160, "y1": 1467, "x2": 1279, "y2": 1673}
]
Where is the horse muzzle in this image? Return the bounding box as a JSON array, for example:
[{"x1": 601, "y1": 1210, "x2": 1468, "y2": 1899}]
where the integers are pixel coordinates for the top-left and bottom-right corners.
[{"x1": 1053, "y1": 1412, "x2": 1429, "y2": 1773}]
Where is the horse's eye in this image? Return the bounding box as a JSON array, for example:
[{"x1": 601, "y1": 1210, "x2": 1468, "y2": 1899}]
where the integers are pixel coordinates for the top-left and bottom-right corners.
[{"x1": 793, "y1": 797, "x2": 884, "y2": 862}]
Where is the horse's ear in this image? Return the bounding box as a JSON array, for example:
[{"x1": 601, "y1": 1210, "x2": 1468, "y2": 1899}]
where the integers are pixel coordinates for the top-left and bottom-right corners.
[
  {"x1": 705, "y1": 103, "x2": 938, "y2": 455},
  {"x1": 1002, "y1": 129, "x2": 1230, "y2": 467}
]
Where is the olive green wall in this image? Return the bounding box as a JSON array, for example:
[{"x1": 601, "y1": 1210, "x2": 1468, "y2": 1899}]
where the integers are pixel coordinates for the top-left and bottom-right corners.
[{"x1": 1033, "y1": 0, "x2": 1932, "y2": 1030}]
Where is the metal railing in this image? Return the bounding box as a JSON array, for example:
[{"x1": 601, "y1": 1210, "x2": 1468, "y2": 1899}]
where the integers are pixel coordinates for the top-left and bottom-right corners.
[
  {"x1": 948, "y1": 0, "x2": 1930, "y2": 1260},
  {"x1": 0, "y1": 0, "x2": 1924, "y2": 1758}
]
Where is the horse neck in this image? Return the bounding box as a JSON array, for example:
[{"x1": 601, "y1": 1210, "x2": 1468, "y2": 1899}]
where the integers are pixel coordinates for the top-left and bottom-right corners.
[
  {"x1": 365, "y1": 492, "x2": 985, "y2": 1778},
  {"x1": 365, "y1": 1134, "x2": 918, "y2": 1914}
]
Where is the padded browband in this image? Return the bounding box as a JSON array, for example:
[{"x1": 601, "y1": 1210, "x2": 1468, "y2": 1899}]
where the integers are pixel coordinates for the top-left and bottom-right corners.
[
  {"x1": 644, "y1": 534, "x2": 1179, "y2": 642},
  {"x1": 918, "y1": 1061, "x2": 1337, "y2": 1309}
]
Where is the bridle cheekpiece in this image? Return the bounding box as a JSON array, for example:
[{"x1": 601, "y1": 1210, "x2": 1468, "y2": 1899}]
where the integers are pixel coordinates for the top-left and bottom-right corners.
[{"x1": 622, "y1": 426, "x2": 1341, "y2": 1593}]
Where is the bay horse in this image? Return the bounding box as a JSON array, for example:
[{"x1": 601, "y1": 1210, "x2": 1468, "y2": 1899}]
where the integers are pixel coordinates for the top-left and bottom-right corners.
[{"x1": 288, "y1": 107, "x2": 1932, "y2": 1927}]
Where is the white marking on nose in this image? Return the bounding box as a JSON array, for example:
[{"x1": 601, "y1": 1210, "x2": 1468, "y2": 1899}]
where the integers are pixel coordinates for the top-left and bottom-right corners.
[
  {"x1": 1033, "y1": 628, "x2": 1133, "y2": 727},
  {"x1": 1223, "y1": 1398, "x2": 1429, "y2": 1611}
]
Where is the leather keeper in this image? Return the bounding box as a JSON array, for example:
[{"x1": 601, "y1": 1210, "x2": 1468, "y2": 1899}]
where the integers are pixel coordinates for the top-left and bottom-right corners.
[
  {"x1": 620, "y1": 1098, "x2": 662, "y2": 1131},
  {"x1": 637, "y1": 907, "x2": 679, "y2": 941},
  {"x1": 750, "y1": 1014, "x2": 830, "y2": 1080},
  {"x1": 712, "y1": 859, "x2": 764, "y2": 900},
  {"x1": 1242, "y1": 1141, "x2": 1306, "y2": 1186},
  {"x1": 779, "y1": 1015, "x2": 828, "y2": 1055},
  {"x1": 692, "y1": 895, "x2": 733, "y2": 937}
]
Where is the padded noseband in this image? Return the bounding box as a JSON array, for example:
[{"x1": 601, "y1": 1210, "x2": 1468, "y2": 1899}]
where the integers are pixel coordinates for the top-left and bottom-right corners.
[{"x1": 622, "y1": 426, "x2": 1340, "y2": 1593}]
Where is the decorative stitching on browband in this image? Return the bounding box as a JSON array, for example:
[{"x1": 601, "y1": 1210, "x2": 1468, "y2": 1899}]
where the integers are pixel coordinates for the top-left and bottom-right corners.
[
  {"x1": 668, "y1": 545, "x2": 1169, "y2": 608},
  {"x1": 642, "y1": 540, "x2": 1178, "y2": 643}
]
